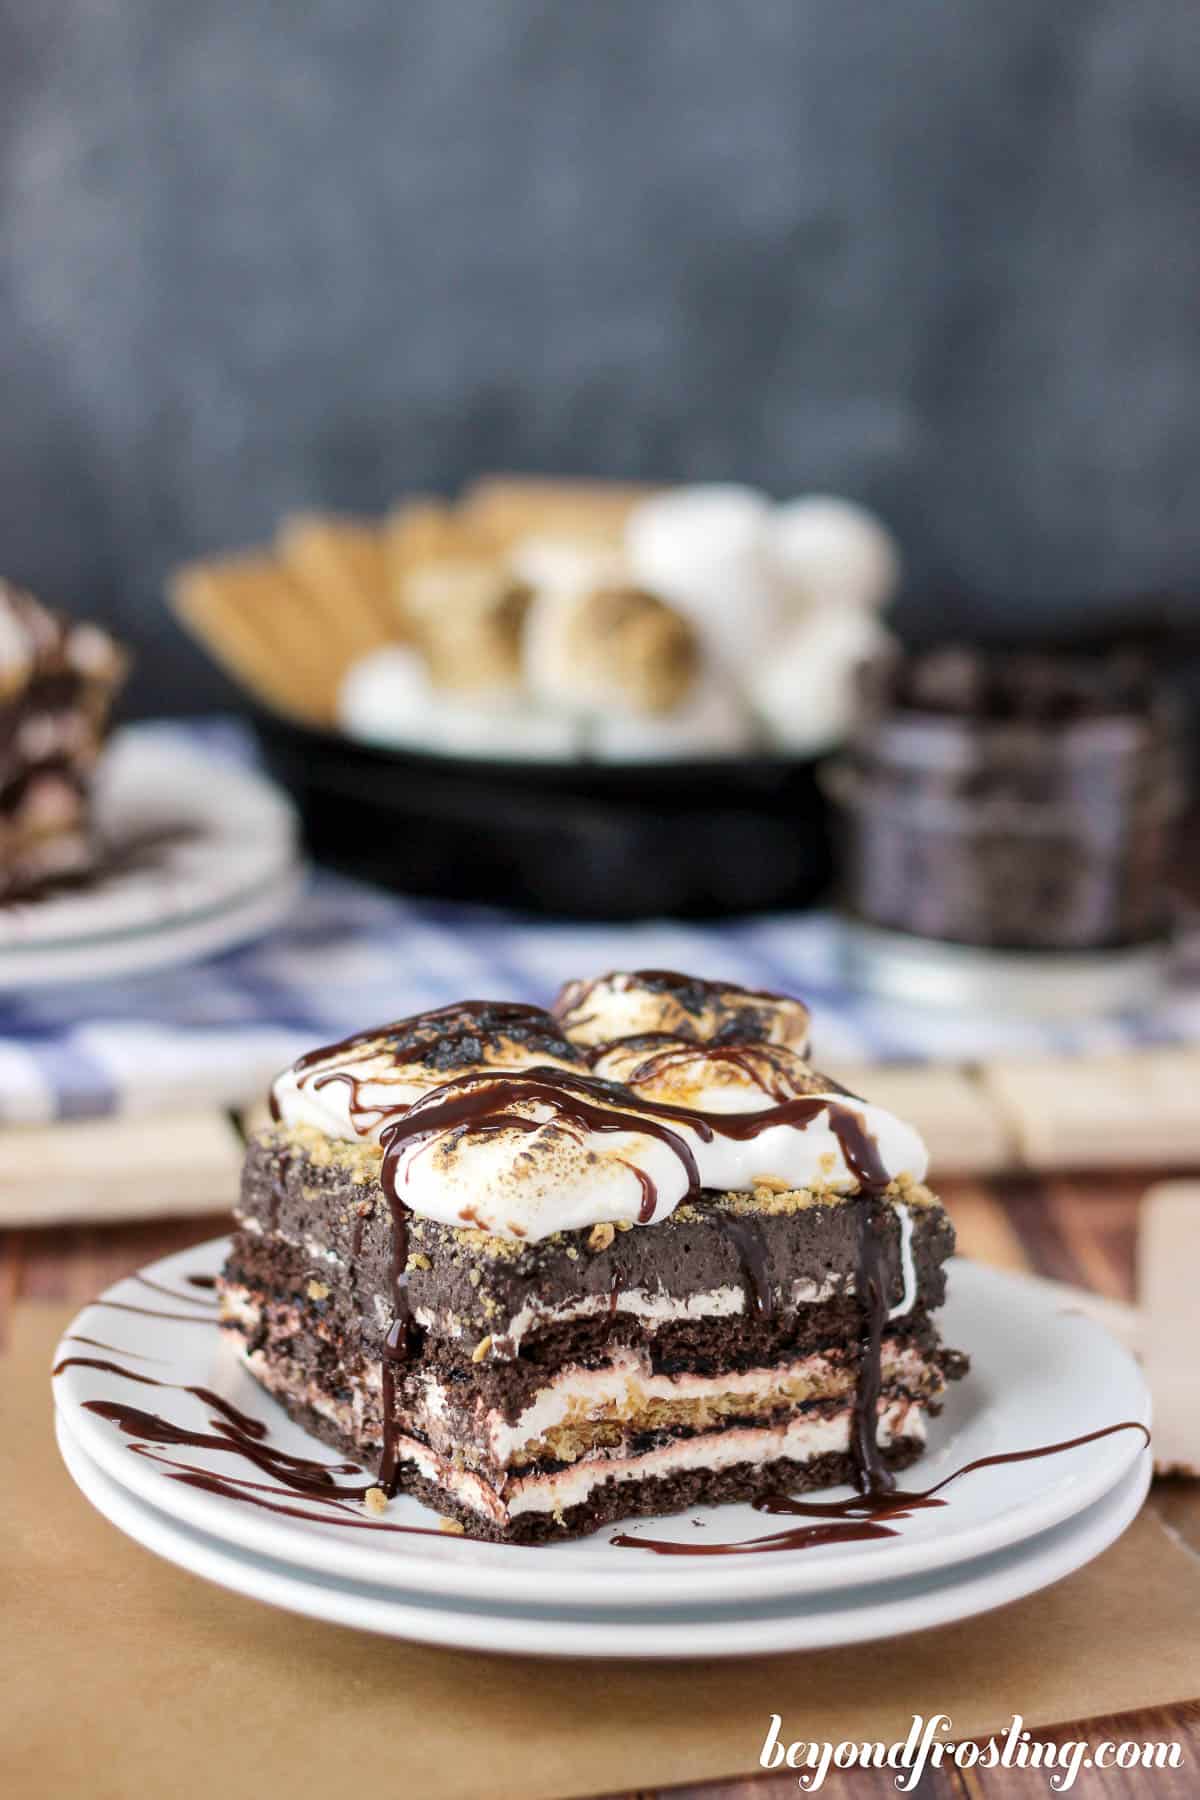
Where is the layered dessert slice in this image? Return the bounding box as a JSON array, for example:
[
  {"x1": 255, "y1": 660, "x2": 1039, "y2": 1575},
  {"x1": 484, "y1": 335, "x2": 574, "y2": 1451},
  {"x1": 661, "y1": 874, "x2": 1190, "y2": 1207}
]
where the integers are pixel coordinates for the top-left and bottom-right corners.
[
  {"x1": 219, "y1": 976, "x2": 965, "y2": 1542},
  {"x1": 0, "y1": 580, "x2": 126, "y2": 899}
]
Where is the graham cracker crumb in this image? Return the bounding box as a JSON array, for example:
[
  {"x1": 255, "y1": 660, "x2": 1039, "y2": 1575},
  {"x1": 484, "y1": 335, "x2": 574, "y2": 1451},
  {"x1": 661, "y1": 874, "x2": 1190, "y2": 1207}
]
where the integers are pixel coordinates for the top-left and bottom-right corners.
[
  {"x1": 468, "y1": 1268, "x2": 481, "y2": 1287},
  {"x1": 472, "y1": 1334, "x2": 493, "y2": 1363},
  {"x1": 363, "y1": 1486, "x2": 388, "y2": 1515},
  {"x1": 438, "y1": 1516, "x2": 466, "y2": 1536},
  {"x1": 405, "y1": 1252, "x2": 432, "y2": 1272},
  {"x1": 565, "y1": 1247, "x2": 579, "y2": 1261},
  {"x1": 306, "y1": 1279, "x2": 330, "y2": 1301},
  {"x1": 588, "y1": 1222, "x2": 615, "y2": 1252},
  {"x1": 751, "y1": 1174, "x2": 791, "y2": 1194}
]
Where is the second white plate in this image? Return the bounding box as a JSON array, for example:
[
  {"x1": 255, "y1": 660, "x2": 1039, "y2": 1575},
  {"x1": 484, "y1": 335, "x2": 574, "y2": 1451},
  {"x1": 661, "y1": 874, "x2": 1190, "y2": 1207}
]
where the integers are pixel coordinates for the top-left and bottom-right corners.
[
  {"x1": 0, "y1": 726, "x2": 301, "y2": 988},
  {"x1": 56, "y1": 1408, "x2": 1152, "y2": 1659},
  {"x1": 53, "y1": 1241, "x2": 1151, "y2": 1610}
]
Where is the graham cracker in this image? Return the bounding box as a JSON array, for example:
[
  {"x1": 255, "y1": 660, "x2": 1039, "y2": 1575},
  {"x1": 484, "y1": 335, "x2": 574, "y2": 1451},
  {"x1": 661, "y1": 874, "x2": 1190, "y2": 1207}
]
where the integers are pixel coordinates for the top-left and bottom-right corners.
[
  {"x1": 170, "y1": 552, "x2": 345, "y2": 724},
  {"x1": 458, "y1": 475, "x2": 656, "y2": 548},
  {"x1": 276, "y1": 514, "x2": 395, "y2": 656}
]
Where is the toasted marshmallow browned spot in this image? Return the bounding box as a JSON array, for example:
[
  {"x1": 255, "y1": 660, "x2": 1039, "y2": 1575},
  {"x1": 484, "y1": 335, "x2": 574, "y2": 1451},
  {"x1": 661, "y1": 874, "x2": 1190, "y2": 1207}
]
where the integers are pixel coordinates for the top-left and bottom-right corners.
[
  {"x1": 590, "y1": 1034, "x2": 828, "y2": 1112},
  {"x1": 274, "y1": 1001, "x2": 587, "y2": 1137},
  {"x1": 553, "y1": 970, "x2": 811, "y2": 1054}
]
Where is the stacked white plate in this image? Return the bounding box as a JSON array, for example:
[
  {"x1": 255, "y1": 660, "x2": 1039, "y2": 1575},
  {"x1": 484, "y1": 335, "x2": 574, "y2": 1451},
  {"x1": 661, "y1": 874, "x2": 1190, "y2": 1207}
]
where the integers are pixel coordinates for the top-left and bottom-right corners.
[
  {"x1": 54, "y1": 1243, "x2": 1151, "y2": 1659},
  {"x1": 0, "y1": 728, "x2": 303, "y2": 988}
]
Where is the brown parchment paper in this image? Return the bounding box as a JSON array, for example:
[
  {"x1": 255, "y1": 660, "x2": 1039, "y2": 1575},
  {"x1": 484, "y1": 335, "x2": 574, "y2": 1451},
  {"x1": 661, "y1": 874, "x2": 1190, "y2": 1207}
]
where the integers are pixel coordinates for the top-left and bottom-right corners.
[{"x1": 7, "y1": 1304, "x2": 1200, "y2": 1800}]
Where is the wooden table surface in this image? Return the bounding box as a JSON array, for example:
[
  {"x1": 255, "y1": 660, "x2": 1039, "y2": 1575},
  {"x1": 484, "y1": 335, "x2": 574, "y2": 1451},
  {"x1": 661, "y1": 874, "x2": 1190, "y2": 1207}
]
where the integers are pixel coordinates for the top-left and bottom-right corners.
[{"x1": 6, "y1": 1166, "x2": 1198, "y2": 1798}]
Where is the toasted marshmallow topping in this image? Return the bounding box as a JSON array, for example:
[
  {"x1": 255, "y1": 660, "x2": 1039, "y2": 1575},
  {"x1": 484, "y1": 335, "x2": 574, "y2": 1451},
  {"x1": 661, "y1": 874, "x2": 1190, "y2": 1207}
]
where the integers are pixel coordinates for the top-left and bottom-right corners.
[
  {"x1": 271, "y1": 1002, "x2": 585, "y2": 1140},
  {"x1": 392, "y1": 1072, "x2": 693, "y2": 1237},
  {"x1": 380, "y1": 1071, "x2": 927, "y2": 1239},
  {"x1": 591, "y1": 1035, "x2": 824, "y2": 1112},
  {"x1": 269, "y1": 993, "x2": 929, "y2": 1242},
  {"x1": 553, "y1": 970, "x2": 811, "y2": 1053}
]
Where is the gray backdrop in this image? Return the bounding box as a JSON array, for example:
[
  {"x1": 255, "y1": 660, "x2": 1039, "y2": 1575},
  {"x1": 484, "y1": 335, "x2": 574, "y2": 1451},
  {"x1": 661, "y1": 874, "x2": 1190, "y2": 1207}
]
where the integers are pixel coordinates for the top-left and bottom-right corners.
[{"x1": 2, "y1": 0, "x2": 1198, "y2": 713}]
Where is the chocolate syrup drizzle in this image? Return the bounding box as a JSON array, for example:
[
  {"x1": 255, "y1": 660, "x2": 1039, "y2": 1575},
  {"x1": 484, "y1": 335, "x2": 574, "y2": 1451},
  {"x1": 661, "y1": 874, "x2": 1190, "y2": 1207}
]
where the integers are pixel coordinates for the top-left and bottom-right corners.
[
  {"x1": 611, "y1": 1421, "x2": 1151, "y2": 1555},
  {"x1": 61, "y1": 1337, "x2": 1149, "y2": 1558},
  {"x1": 717, "y1": 1215, "x2": 775, "y2": 1318},
  {"x1": 83, "y1": 1299, "x2": 223, "y2": 1326},
  {"x1": 361, "y1": 1059, "x2": 901, "y2": 1493},
  {"x1": 588, "y1": 1033, "x2": 807, "y2": 1104},
  {"x1": 55, "y1": 1354, "x2": 451, "y2": 1539},
  {"x1": 268, "y1": 993, "x2": 908, "y2": 1500},
  {"x1": 134, "y1": 1273, "x2": 218, "y2": 1307}
]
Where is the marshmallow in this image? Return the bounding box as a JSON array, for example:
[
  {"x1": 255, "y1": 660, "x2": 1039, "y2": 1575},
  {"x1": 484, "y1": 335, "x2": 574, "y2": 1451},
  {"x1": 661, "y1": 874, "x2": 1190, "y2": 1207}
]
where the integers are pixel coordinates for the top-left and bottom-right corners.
[
  {"x1": 523, "y1": 583, "x2": 699, "y2": 718},
  {"x1": 591, "y1": 1035, "x2": 823, "y2": 1111},
  {"x1": 769, "y1": 496, "x2": 901, "y2": 615},
  {"x1": 338, "y1": 644, "x2": 437, "y2": 746},
  {"x1": 753, "y1": 609, "x2": 891, "y2": 756},
  {"x1": 338, "y1": 644, "x2": 580, "y2": 761},
  {"x1": 588, "y1": 673, "x2": 752, "y2": 761},
  {"x1": 624, "y1": 485, "x2": 783, "y2": 676},
  {"x1": 553, "y1": 971, "x2": 811, "y2": 1053},
  {"x1": 506, "y1": 534, "x2": 628, "y2": 595},
  {"x1": 270, "y1": 995, "x2": 928, "y2": 1242}
]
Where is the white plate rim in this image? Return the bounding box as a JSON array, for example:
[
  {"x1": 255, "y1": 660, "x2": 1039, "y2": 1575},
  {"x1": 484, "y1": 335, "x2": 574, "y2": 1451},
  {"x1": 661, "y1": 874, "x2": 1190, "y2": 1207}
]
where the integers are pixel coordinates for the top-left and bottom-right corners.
[
  {"x1": 53, "y1": 1238, "x2": 1152, "y2": 1607},
  {"x1": 0, "y1": 728, "x2": 301, "y2": 987},
  {"x1": 0, "y1": 862, "x2": 306, "y2": 987},
  {"x1": 55, "y1": 1407, "x2": 1152, "y2": 1659}
]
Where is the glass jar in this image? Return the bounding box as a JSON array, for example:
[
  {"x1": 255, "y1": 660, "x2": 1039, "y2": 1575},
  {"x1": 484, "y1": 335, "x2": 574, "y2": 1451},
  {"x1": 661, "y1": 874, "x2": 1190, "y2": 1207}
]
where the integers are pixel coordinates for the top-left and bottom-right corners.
[{"x1": 825, "y1": 645, "x2": 1185, "y2": 951}]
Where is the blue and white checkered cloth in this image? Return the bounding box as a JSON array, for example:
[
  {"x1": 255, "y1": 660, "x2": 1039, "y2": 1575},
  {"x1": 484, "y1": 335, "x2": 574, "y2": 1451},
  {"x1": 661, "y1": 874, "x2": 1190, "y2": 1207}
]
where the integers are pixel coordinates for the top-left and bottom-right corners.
[{"x1": 4, "y1": 723, "x2": 1200, "y2": 1124}]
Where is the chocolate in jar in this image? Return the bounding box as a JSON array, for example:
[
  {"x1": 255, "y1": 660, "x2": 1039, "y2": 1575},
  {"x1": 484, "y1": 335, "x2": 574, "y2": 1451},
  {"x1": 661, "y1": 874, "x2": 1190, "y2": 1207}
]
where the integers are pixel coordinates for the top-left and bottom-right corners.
[{"x1": 825, "y1": 644, "x2": 1185, "y2": 951}]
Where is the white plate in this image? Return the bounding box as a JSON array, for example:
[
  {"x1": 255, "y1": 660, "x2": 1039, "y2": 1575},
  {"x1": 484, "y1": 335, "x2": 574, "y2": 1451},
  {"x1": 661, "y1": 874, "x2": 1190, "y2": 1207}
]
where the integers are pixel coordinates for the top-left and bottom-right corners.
[
  {"x1": 53, "y1": 1241, "x2": 1151, "y2": 1608},
  {"x1": 55, "y1": 1408, "x2": 1151, "y2": 1658},
  {"x1": 0, "y1": 727, "x2": 302, "y2": 987}
]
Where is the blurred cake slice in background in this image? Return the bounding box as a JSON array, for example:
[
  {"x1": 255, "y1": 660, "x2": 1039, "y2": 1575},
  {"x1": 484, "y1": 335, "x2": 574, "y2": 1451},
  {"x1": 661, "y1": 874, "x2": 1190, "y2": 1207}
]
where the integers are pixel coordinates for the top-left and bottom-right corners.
[{"x1": 0, "y1": 580, "x2": 127, "y2": 900}]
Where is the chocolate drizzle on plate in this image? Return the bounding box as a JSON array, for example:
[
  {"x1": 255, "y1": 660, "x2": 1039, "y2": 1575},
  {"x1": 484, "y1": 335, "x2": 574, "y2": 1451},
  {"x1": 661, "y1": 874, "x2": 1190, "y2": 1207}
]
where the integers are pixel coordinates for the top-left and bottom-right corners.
[
  {"x1": 56, "y1": 1353, "x2": 457, "y2": 1540},
  {"x1": 612, "y1": 1421, "x2": 1151, "y2": 1555},
  {"x1": 83, "y1": 1299, "x2": 222, "y2": 1326},
  {"x1": 61, "y1": 1334, "x2": 165, "y2": 1362},
  {"x1": 134, "y1": 1273, "x2": 218, "y2": 1308},
  {"x1": 57, "y1": 1357, "x2": 270, "y2": 1438}
]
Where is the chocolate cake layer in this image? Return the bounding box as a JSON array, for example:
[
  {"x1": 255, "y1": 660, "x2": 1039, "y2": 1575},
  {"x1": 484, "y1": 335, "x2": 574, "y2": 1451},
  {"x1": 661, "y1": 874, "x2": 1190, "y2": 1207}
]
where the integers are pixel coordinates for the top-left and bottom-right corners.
[
  {"x1": 0, "y1": 581, "x2": 126, "y2": 899},
  {"x1": 221, "y1": 1116, "x2": 964, "y2": 1540},
  {"x1": 223, "y1": 1270, "x2": 949, "y2": 1474},
  {"x1": 219, "y1": 981, "x2": 965, "y2": 1542},
  {"x1": 229, "y1": 1351, "x2": 928, "y2": 1544},
  {"x1": 222, "y1": 1225, "x2": 959, "y2": 1409},
  {"x1": 238, "y1": 1124, "x2": 953, "y2": 1357}
]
